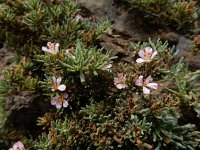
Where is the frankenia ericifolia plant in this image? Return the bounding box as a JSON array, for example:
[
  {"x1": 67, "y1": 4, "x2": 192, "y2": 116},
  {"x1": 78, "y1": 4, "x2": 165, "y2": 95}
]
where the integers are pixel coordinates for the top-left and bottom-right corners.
[{"x1": 0, "y1": 0, "x2": 200, "y2": 150}]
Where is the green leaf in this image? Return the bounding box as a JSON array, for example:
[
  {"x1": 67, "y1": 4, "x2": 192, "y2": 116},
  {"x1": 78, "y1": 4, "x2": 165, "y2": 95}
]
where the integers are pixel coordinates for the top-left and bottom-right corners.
[
  {"x1": 80, "y1": 71, "x2": 85, "y2": 83},
  {"x1": 93, "y1": 70, "x2": 98, "y2": 76}
]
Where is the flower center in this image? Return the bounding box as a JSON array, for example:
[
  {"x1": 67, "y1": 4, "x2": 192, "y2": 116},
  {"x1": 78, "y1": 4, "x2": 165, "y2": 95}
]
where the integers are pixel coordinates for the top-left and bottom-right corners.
[
  {"x1": 119, "y1": 77, "x2": 125, "y2": 84},
  {"x1": 144, "y1": 52, "x2": 151, "y2": 60},
  {"x1": 51, "y1": 83, "x2": 58, "y2": 90},
  {"x1": 143, "y1": 82, "x2": 147, "y2": 87},
  {"x1": 57, "y1": 96, "x2": 63, "y2": 105},
  {"x1": 16, "y1": 147, "x2": 20, "y2": 150},
  {"x1": 48, "y1": 43, "x2": 56, "y2": 50}
]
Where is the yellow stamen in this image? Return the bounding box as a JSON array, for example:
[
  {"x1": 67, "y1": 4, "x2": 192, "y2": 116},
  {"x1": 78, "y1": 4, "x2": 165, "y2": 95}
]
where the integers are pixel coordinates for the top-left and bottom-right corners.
[{"x1": 57, "y1": 96, "x2": 63, "y2": 105}]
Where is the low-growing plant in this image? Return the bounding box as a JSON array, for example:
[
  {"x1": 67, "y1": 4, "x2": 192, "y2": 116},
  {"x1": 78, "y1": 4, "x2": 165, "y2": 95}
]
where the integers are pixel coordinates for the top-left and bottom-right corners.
[
  {"x1": 188, "y1": 35, "x2": 200, "y2": 54},
  {"x1": 121, "y1": 0, "x2": 199, "y2": 31},
  {"x1": 0, "y1": 0, "x2": 200, "y2": 150}
]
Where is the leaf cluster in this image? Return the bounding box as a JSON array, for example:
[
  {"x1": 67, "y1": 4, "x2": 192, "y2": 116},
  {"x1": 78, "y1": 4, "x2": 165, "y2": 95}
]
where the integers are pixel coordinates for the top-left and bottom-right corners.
[{"x1": 121, "y1": 0, "x2": 199, "y2": 31}]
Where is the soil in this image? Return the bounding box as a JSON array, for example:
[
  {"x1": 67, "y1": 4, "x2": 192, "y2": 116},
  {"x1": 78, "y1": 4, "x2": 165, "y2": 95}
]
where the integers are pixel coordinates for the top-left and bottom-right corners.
[{"x1": 0, "y1": 44, "x2": 14, "y2": 81}]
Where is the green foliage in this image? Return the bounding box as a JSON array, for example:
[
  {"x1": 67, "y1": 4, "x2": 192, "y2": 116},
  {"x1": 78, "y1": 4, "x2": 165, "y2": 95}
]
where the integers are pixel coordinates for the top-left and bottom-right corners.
[
  {"x1": 0, "y1": 0, "x2": 110, "y2": 56},
  {"x1": 122, "y1": 0, "x2": 199, "y2": 31},
  {"x1": 34, "y1": 39, "x2": 200, "y2": 150},
  {"x1": 166, "y1": 58, "x2": 200, "y2": 99},
  {"x1": 0, "y1": 0, "x2": 200, "y2": 150},
  {"x1": 188, "y1": 35, "x2": 200, "y2": 54},
  {"x1": 56, "y1": 41, "x2": 115, "y2": 82},
  {"x1": 165, "y1": 57, "x2": 200, "y2": 117},
  {"x1": 130, "y1": 39, "x2": 177, "y2": 81},
  {"x1": 0, "y1": 79, "x2": 10, "y2": 126},
  {"x1": 35, "y1": 93, "x2": 200, "y2": 150}
]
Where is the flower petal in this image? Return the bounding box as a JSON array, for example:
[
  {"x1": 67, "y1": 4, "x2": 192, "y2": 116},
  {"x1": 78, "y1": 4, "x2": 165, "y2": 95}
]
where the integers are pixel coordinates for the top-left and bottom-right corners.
[
  {"x1": 13, "y1": 141, "x2": 25, "y2": 150},
  {"x1": 58, "y1": 84, "x2": 66, "y2": 91},
  {"x1": 55, "y1": 43, "x2": 59, "y2": 52},
  {"x1": 63, "y1": 93, "x2": 69, "y2": 99},
  {"x1": 42, "y1": 47, "x2": 55, "y2": 54},
  {"x1": 65, "y1": 49, "x2": 69, "y2": 55},
  {"x1": 117, "y1": 84, "x2": 127, "y2": 89},
  {"x1": 136, "y1": 58, "x2": 146, "y2": 63},
  {"x1": 114, "y1": 77, "x2": 120, "y2": 84},
  {"x1": 57, "y1": 77, "x2": 62, "y2": 85},
  {"x1": 63, "y1": 100, "x2": 69, "y2": 108},
  {"x1": 42, "y1": 46, "x2": 48, "y2": 51},
  {"x1": 146, "y1": 83, "x2": 158, "y2": 89},
  {"x1": 106, "y1": 64, "x2": 112, "y2": 69},
  {"x1": 52, "y1": 76, "x2": 57, "y2": 83},
  {"x1": 145, "y1": 47, "x2": 152, "y2": 54},
  {"x1": 151, "y1": 50, "x2": 158, "y2": 59},
  {"x1": 118, "y1": 73, "x2": 124, "y2": 78},
  {"x1": 116, "y1": 84, "x2": 123, "y2": 89},
  {"x1": 51, "y1": 96, "x2": 59, "y2": 105},
  {"x1": 55, "y1": 103, "x2": 62, "y2": 109},
  {"x1": 135, "y1": 77, "x2": 143, "y2": 86},
  {"x1": 143, "y1": 86, "x2": 150, "y2": 94},
  {"x1": 75, "y1": 14, "x2": 83, "y2": 22},
  {"x1": 138, "y1": 50, "x2": 146, "y2": 59},
  {"x1": 47, "y1": 42, "x2": 52, "y2": 47},
  {"x1": 144, "y1": 76, "x2": 153, "y2": 84},
  {"x1": 42, "y1": 47, "x2": 49, "y2": 52}
]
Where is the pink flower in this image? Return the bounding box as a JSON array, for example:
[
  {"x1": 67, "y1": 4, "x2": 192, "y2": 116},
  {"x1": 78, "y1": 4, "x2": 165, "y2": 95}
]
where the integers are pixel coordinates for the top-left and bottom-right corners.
[
  {"x1": 51, "y1": 76, "x2": 66, "y2": 92},
  {"x1": 75, "y1": 14, "x2": 83, "y2": 22},
  {"x1": 9, "y1": 141, "x2": 25, "y2": 150},
  {"x1": 136, "y1": 47, "x2": 157, "y2": 63},
  {"x1": 51, "y1": 94, "x2": 69, "y2": 109},
  {"x1": 65, "y1": 47, "x2": 74, "y2": 55},
  {"x1": 42, "y1": 42, "x2": 59, "y2": 55},
  {"x1": 114, "y1": 73, "x2": 128, "y2": 89},
  {"x1": 135, "y1": 75, "x2": 158, "y2": 94}
]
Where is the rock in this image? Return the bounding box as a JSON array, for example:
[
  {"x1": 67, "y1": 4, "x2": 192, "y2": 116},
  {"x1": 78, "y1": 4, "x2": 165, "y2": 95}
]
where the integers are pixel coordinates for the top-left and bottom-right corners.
[
  {"x1": 77, "y1": 0, "x2": 164, "y2": 61},
  {"x1": 176, "y1": 51, "x2": 200, "y2": 71},
  {"x1": 100, "y1": 33, "x2": 130, "y2": 57},
  {"x1": 0, "y1": 45, "x2": 14, "y2": 81},
  {"x1": 159, "y1": 32, "x2": 179, "y2": 47},
  {"x1": 77, "y1": 0, "x2": 161, "y2": 55},
  {"x1": 5, "y1": 90, "x2": 50, "y2": 131},
  {"x1": 176, "y1": 36, "x2": 192, "y2": 51}
]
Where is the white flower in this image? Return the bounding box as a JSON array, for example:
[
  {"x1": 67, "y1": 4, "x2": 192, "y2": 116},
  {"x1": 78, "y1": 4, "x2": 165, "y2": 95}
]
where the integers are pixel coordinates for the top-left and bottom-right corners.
[
  {"x1": 42, "y1": 42, "x2": 59, "y2": 55},
  {"x1": 136, "y1": 47, "x2": 157, "y2": 63},
  {"x1": 51, "y1": 93, "x2": 69, "y2": 109},
  {"x1": 9, "y1": 141, "x2": 25, "y2": 150},
  {"x1": 51, "y1": 76, "x2": 66, "y2": 92},
  {"x1": 135, "y1": 75, "x2": 158, "y2": 94},
  {"x1": 75, "y1": 14, "x2": 83, "y2": 22},
  {"x1": 65, "y1": 47, "x2": 74, "y2": 55},
  {"x1": 114, "y1": 73, "x2": 128, "y2": 89},
  {"x1": 102, "y1": 64, "x2": 112, "y2": 71}
]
